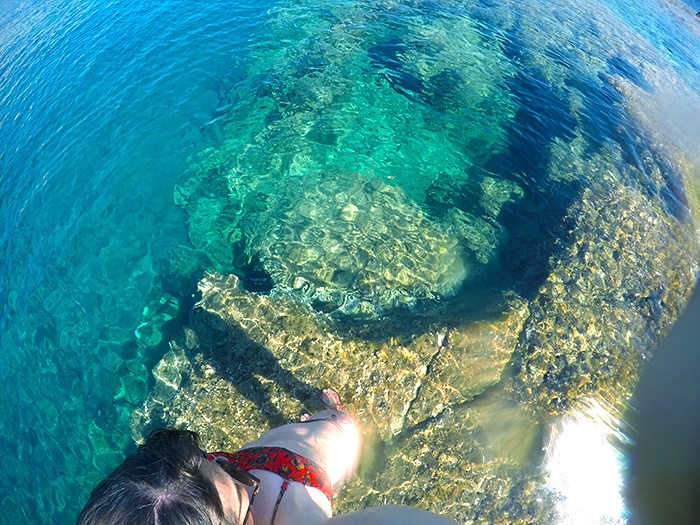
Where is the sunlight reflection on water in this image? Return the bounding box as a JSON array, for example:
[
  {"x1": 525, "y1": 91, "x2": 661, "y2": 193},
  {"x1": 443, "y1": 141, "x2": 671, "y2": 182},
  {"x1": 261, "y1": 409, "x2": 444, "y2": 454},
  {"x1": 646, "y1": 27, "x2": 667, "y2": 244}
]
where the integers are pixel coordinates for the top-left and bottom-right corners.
[{"x1": 544, "y1": 398, "x2": 632, "y2": 524}]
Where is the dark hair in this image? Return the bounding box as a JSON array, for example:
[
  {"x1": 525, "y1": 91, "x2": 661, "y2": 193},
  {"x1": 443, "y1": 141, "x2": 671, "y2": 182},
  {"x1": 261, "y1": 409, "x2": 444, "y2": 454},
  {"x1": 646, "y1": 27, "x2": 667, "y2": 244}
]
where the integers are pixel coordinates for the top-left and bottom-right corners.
[{"x1": 78, "y1": 429, "x2": 235, "y2": 525}]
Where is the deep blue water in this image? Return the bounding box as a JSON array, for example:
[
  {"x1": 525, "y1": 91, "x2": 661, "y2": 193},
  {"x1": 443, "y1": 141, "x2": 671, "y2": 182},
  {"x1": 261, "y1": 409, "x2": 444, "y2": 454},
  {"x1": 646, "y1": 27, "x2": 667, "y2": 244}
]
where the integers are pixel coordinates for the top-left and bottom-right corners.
[{"x1": 1, "y1": 0, "x2": 700, "y2": 522}]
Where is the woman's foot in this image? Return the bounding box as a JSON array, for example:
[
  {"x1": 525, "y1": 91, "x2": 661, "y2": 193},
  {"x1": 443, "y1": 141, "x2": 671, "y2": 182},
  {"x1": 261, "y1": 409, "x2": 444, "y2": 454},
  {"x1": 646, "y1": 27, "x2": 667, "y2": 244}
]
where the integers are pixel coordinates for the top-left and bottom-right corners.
[{"x1": 321, "y1": 388, "x2": 343, "y2": 409}]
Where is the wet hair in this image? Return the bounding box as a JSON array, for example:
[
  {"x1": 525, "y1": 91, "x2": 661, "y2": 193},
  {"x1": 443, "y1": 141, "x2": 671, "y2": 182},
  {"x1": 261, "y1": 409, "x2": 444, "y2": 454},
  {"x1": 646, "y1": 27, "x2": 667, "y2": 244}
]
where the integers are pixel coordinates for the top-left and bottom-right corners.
[{"x1": 78, "y1": 428, "x2": 235, "y2": 525}]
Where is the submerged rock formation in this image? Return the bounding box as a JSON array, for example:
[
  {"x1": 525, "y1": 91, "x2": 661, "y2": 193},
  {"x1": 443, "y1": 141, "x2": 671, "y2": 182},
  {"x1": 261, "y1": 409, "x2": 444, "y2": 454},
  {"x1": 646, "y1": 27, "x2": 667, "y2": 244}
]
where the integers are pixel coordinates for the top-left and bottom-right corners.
[
  {"x1": 130, "y1": 271, "x2": 542, "y2": 521},
  {"x1": 133, "y1": 162, "x2": 698, "y2": 523},
  {"x1": 134, "y1": 1, "x2": 700, "y2": 523},
  {"x1": 130, "y1": 272, "x2": 526, "y2": 441},
  {"x1": 246, "y1": 171, "x2": 468, "y2": 316}
]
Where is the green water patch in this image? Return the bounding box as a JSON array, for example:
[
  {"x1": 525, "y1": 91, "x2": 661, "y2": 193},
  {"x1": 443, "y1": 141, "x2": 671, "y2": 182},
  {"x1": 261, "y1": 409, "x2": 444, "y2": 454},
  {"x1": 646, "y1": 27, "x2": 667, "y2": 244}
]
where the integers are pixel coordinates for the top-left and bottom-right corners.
[{"x1": 173, "y1": 0, "x2": 521, "y2": 317}]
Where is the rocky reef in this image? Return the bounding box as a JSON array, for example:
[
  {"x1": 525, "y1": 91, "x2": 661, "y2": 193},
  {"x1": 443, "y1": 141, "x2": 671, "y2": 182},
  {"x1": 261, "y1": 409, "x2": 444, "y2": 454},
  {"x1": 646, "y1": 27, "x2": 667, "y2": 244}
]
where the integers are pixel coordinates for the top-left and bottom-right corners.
[
  {"x1": 246, "y1": 170, "x2": 468, "y2": 316},
  {"x1": 132, "y1": 161, "x2": 698, "y2": 522},
  {"x1": 132, "y1": 0, "x2": 700, "y2": 523},
  {"x1": 170, "y1": 0, "x2": 519, "y2": 318}
]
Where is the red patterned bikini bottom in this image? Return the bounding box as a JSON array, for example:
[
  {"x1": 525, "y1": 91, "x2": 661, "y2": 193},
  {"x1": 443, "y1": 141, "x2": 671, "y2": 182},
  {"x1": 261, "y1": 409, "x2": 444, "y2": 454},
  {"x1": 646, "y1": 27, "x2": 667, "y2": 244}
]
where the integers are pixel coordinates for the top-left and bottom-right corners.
[{"x1": 206, "y1": 446, "x2": 334, "y2": 506}]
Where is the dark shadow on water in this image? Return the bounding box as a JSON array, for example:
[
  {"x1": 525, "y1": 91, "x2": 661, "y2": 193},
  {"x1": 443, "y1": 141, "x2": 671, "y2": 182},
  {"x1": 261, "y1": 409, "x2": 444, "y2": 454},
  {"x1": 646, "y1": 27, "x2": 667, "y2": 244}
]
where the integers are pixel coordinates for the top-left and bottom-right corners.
[
  {"x1": 452, "y1": 62, "x2": 579, "y2": 303},
  {"x1": 367, "y1": 34, "x2": 482, "y2": 114},
  {"x1": 327, "y1": 275, "x2": 522, "y2": 347},
  {"x1": 188, "y1": 307, "x2": 323, "y2": 428},
  {"x1": 367, "y1": 38, "x2": 428, "y2": 106},
  {"x1": 606, "y1": 55, "x2": 655, "y2": 93},
  {"x1": 231, "y1": 238, "x2": 274, "y2": 294}
]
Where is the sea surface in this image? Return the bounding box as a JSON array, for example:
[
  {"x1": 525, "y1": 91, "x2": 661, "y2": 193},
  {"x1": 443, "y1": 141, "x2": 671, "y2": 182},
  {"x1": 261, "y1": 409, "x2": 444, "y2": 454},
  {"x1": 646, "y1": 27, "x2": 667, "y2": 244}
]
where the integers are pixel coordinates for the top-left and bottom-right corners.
[{"x1": 1, "y1": 0, "x2": 700, "y2": 523}]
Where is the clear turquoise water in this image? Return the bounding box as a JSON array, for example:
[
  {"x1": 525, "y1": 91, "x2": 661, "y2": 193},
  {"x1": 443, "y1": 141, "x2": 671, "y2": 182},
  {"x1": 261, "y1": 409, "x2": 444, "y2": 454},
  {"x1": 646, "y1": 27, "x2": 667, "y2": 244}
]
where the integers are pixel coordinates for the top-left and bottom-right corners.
[
  {"x1": 0, "y1": 0, "x2": 271, "y2": 521},
  {"x1": 1, "y1": 0, "x2": 700, "y2": 522}
]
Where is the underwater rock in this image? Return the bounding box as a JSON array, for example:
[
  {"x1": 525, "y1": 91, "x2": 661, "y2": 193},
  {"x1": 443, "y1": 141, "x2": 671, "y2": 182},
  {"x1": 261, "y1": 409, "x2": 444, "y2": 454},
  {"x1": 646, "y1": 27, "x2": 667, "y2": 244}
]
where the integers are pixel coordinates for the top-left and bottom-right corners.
[
  {"x1": 172, "y1": 0, "x2": 518, "y2": 282},
  {"x1": 134, "y1": 290, "x2": 180, "y2": 348},
  {"x1": 130, "y1": 272, "x2": 533, "y2": 522},
  {"x1": 173, "y1": 166, "x2": 247, "y2": 275},
  {"x1": 403, "y1": 296, "x2": 529, "y2": 426},
  {"x1": 133, "y1": 272, "x2": 512, "y2": 443},
  {"x1": 133, "y1": 164, "x2": 699, "y2": 523},
  {"x1": 245, "y1": 171, "x2": 468, "y2": 316},
  {"x1": 505, "y1": 176, "x2": 698, "y2": 416}
]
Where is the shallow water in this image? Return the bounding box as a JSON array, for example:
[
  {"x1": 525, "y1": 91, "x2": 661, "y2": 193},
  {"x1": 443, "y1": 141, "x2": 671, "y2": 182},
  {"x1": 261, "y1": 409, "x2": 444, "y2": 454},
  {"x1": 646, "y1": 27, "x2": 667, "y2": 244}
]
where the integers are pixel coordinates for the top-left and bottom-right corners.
[{"x1": 1, "y1": 0, "x2": 700, "y2": 522}]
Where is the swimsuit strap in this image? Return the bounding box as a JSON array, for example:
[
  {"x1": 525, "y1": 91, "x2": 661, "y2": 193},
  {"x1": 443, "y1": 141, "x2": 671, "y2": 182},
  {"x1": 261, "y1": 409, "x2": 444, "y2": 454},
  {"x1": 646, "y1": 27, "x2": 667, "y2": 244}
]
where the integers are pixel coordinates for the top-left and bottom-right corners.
[
  {"x1": 271, "y1": 480, "x2": 289, "y2": 524},
  {"x1": 206, "y1": 446, "x2": 334, "y2": 502}
]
